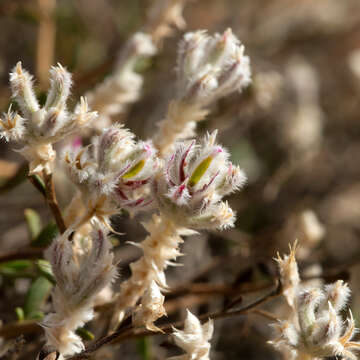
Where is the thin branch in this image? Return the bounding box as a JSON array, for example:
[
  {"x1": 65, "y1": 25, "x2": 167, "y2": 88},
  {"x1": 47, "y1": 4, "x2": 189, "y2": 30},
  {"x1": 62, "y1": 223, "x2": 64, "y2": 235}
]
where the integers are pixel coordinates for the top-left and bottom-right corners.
[
  {"x1": 68, "y1": 280, "x2": 282, "y2": 360},
  {"x1": 36, "y1": 0, "x2": 56, "y2": 90},
  {"x1": 28, "y1": 172, "x2": 66, "y2": 234},
  {"x1": 0, "y1": 247, "x2": 44, "y2": 263},
  {"x1": 0, "y1": 321, "x2": 41, "y2": 339}
]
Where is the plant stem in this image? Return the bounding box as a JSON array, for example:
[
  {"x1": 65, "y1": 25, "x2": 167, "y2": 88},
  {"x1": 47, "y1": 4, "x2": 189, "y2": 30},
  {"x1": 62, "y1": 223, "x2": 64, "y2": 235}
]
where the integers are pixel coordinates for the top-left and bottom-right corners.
[
  {"x1": 28, "y1": 171, "x2": 66, "y2": 234},
  {"x1": 67, "y1": 280, "x2": 282, "y2": 360}
]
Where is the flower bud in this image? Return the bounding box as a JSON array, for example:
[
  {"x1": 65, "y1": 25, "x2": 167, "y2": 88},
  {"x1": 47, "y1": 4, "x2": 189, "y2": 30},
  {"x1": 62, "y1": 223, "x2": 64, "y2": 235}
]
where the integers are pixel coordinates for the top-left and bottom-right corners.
[
  {"x1": 45, "y1": 63, "x2": 72, "y2": 111},
  {"x1": 97, "y1": 125, "x2": 135, "y2": 174},
  {"x1": 10, "y1": 62, "x2": 39, "y2": 117},
  {"x1": 154, "y1": 131, "x2": 246, "y2": 229},
  {"x1": 64, "y1": 126, "x2": 158, "y2": 216}
]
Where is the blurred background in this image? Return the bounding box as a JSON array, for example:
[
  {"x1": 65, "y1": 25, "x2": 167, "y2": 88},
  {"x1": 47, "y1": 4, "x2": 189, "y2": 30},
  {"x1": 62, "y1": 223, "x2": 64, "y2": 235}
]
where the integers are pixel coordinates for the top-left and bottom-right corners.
[{"x1": 1, "y1": 0, "x2": 360, "y2": 359}]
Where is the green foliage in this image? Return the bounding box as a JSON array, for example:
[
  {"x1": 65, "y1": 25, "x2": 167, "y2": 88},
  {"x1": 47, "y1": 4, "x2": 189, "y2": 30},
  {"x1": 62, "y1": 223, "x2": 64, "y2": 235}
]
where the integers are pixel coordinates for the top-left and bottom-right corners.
[
  {"x1": 24, "y1": 208, "x2": 42, "y2": 240},
  {"x1": 0, "y1": 260, "x2": 33, "y2": 278},
  {"x1": 24, "y1": 276, "x2": 53, "y2": 320},
  {"x1": 136, "y1": 337, "x2": 152, "y2": 360},
  {"x1": 31, "y1": 222, "x2": 59, "y2": 247},
  {"x1": 36, "y1": 260, "x2": 56, "y2": 285},
  {"x1": 75, "y1": 327, "x2": 95, "y2": 341},
  {"x1": 15, "y1": 307, "x2": 25, "y2": 321}
]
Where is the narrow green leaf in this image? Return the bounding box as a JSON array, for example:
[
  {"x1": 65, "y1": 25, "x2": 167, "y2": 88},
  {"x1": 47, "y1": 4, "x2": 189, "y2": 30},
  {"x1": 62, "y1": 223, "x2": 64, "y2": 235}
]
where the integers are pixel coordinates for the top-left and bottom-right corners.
[
  {"x1": 24, "y1": 276, "x2": 53, "y2": 320},
  {"x1": 136, "y1": 337, "x2": 152, "y2": 360},
  {"x1": 31, "y1": 222, "x2": 59, "y2": 247},
  {"x1": 15, "y1": 307, "x2": 25, "y2": 321},
  {"x1": 75, "y1": 327, "x2": 95, "y2": 341},
  {"x1": 0, "y1": 260, "x2": 33, "y2": 277},
  {"x1": 36, "y1": 260, "x2": 56, "y2": 285},
  {"x1": 24, "y1": 209, "x2": 42, "y2": 240}
]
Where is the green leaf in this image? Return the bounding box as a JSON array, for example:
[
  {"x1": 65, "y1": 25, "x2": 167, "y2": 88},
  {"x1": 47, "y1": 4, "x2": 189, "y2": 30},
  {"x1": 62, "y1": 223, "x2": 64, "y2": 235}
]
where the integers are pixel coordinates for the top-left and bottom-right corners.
[
  {"x1": 31, "y1": 222, "x2": 59, "y2": 247},
  {"x1": 24, "y1": 276, "x2": 53, "y2": 320},
  {"x1": 15, "y1": 307, "x2": 25, "y2": 321},
  {"x1": 0, "y1": 163, "x2": 28, "y2": 195},
  {"x1": 75, "y1": 327, "x2": 95, "y2": 341},
  {"x1": 136, "y1": 337, "x2": 152, "y2": 360},
  {"x1": 24, "y1": 209, "x2": 42, "y2": 240},
  {"x1": 36, "y1": 260, "x2": 56, "y2": 285},
  {"x1": 0, "y1": 260, "x2": 33, "y2": 277}
]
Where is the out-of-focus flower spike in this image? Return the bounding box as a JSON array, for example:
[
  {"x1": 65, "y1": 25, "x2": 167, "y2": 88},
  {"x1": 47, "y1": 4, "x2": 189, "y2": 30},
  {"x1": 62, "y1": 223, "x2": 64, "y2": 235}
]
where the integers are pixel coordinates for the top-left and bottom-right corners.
[
  {"x1": 9, "y1": 61, "x2": 39, "y2": 117},
  {"x1": 176, "y1": 29, "x2": 251, "y2": 105},
  {"x1": 45, "y1": 63, "x2": 72, "y2": 110},
  {"x1": 154, "y1": 29, "x2": 251, "y2": 155},
  {"x1": 340, "y1": 310, "x2": 357, "y2": 346},
  {"x1": 274, "y1": 241, "x2": 300, "y2": 308},
  {"x1": 271, "y1": 266, "x2": 360, "y2": 359},
  {"x1": 324, "y1": 280, "x2": 351, "y2": 312}
]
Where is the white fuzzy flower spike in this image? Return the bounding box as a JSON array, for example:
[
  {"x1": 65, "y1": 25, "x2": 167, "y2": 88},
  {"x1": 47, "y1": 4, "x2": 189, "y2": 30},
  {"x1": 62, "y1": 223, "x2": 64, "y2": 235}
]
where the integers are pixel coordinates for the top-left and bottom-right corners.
[
  {"x1": 42, "y1": 225, "x2": 116, "y2": 357},
  {"x1": 274, "y1": 241, "x2": 300, "y2": 308},
  {"x1": 170, "y1": 310, "x2": 213, "y2": 360},
  {"x1": 271, "y1": 247, "x2": 360, "y2": 360},
  {"x1": 112, "y1": 214, "x2": 194, "y2": 329},
  {"x1": 2, "y1": 62, "x2": 97, "y2": 174},
  {"x1": 154, "y1": 29, "x2": 251, "y2": 155},
  {"x1": 86, "y1": 32, "x2": 157, "y2": 130}
]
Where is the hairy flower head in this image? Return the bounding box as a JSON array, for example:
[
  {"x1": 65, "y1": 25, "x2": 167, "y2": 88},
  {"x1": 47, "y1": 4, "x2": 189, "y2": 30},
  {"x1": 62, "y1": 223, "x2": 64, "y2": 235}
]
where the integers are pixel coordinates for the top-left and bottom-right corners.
[
  {"x1": 271, "y1": 246, "x2": 360, "y2": 360},
  {"x1": 177, "y1": 29, "x2": 251, "y2": 105},
  {"x1": 153, "y1": 130, "x2": 246, "y2": 229},
  {"x1": 1, "y1": 62, "x2": 97, "y2": 174},
  {"x1": 64, "y1": 125, "x2": 158, "y2": 221}
]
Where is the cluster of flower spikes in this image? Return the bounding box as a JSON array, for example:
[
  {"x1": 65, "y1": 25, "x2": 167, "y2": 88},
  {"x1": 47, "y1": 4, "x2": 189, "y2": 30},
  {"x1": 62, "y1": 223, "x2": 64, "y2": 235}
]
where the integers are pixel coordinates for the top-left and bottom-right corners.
[
  {"x1": 42, "y1": 224, "x2": 117, "y2": 356},
  {"x1": 0, "y1": 62, "x2": 97, "y2": 174},
  {"x1": 112, "y1": 130, "x2": 246, "y2": 329},
  {"x1": 64, "y1": 125, "x2": 158, "y2": 227},
  {"x1": 272, "y1": 245, "x2": 360, "y2": 360},
  {"x1": 153, "y1": 130, "x2": 246, "y2": 230}
]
